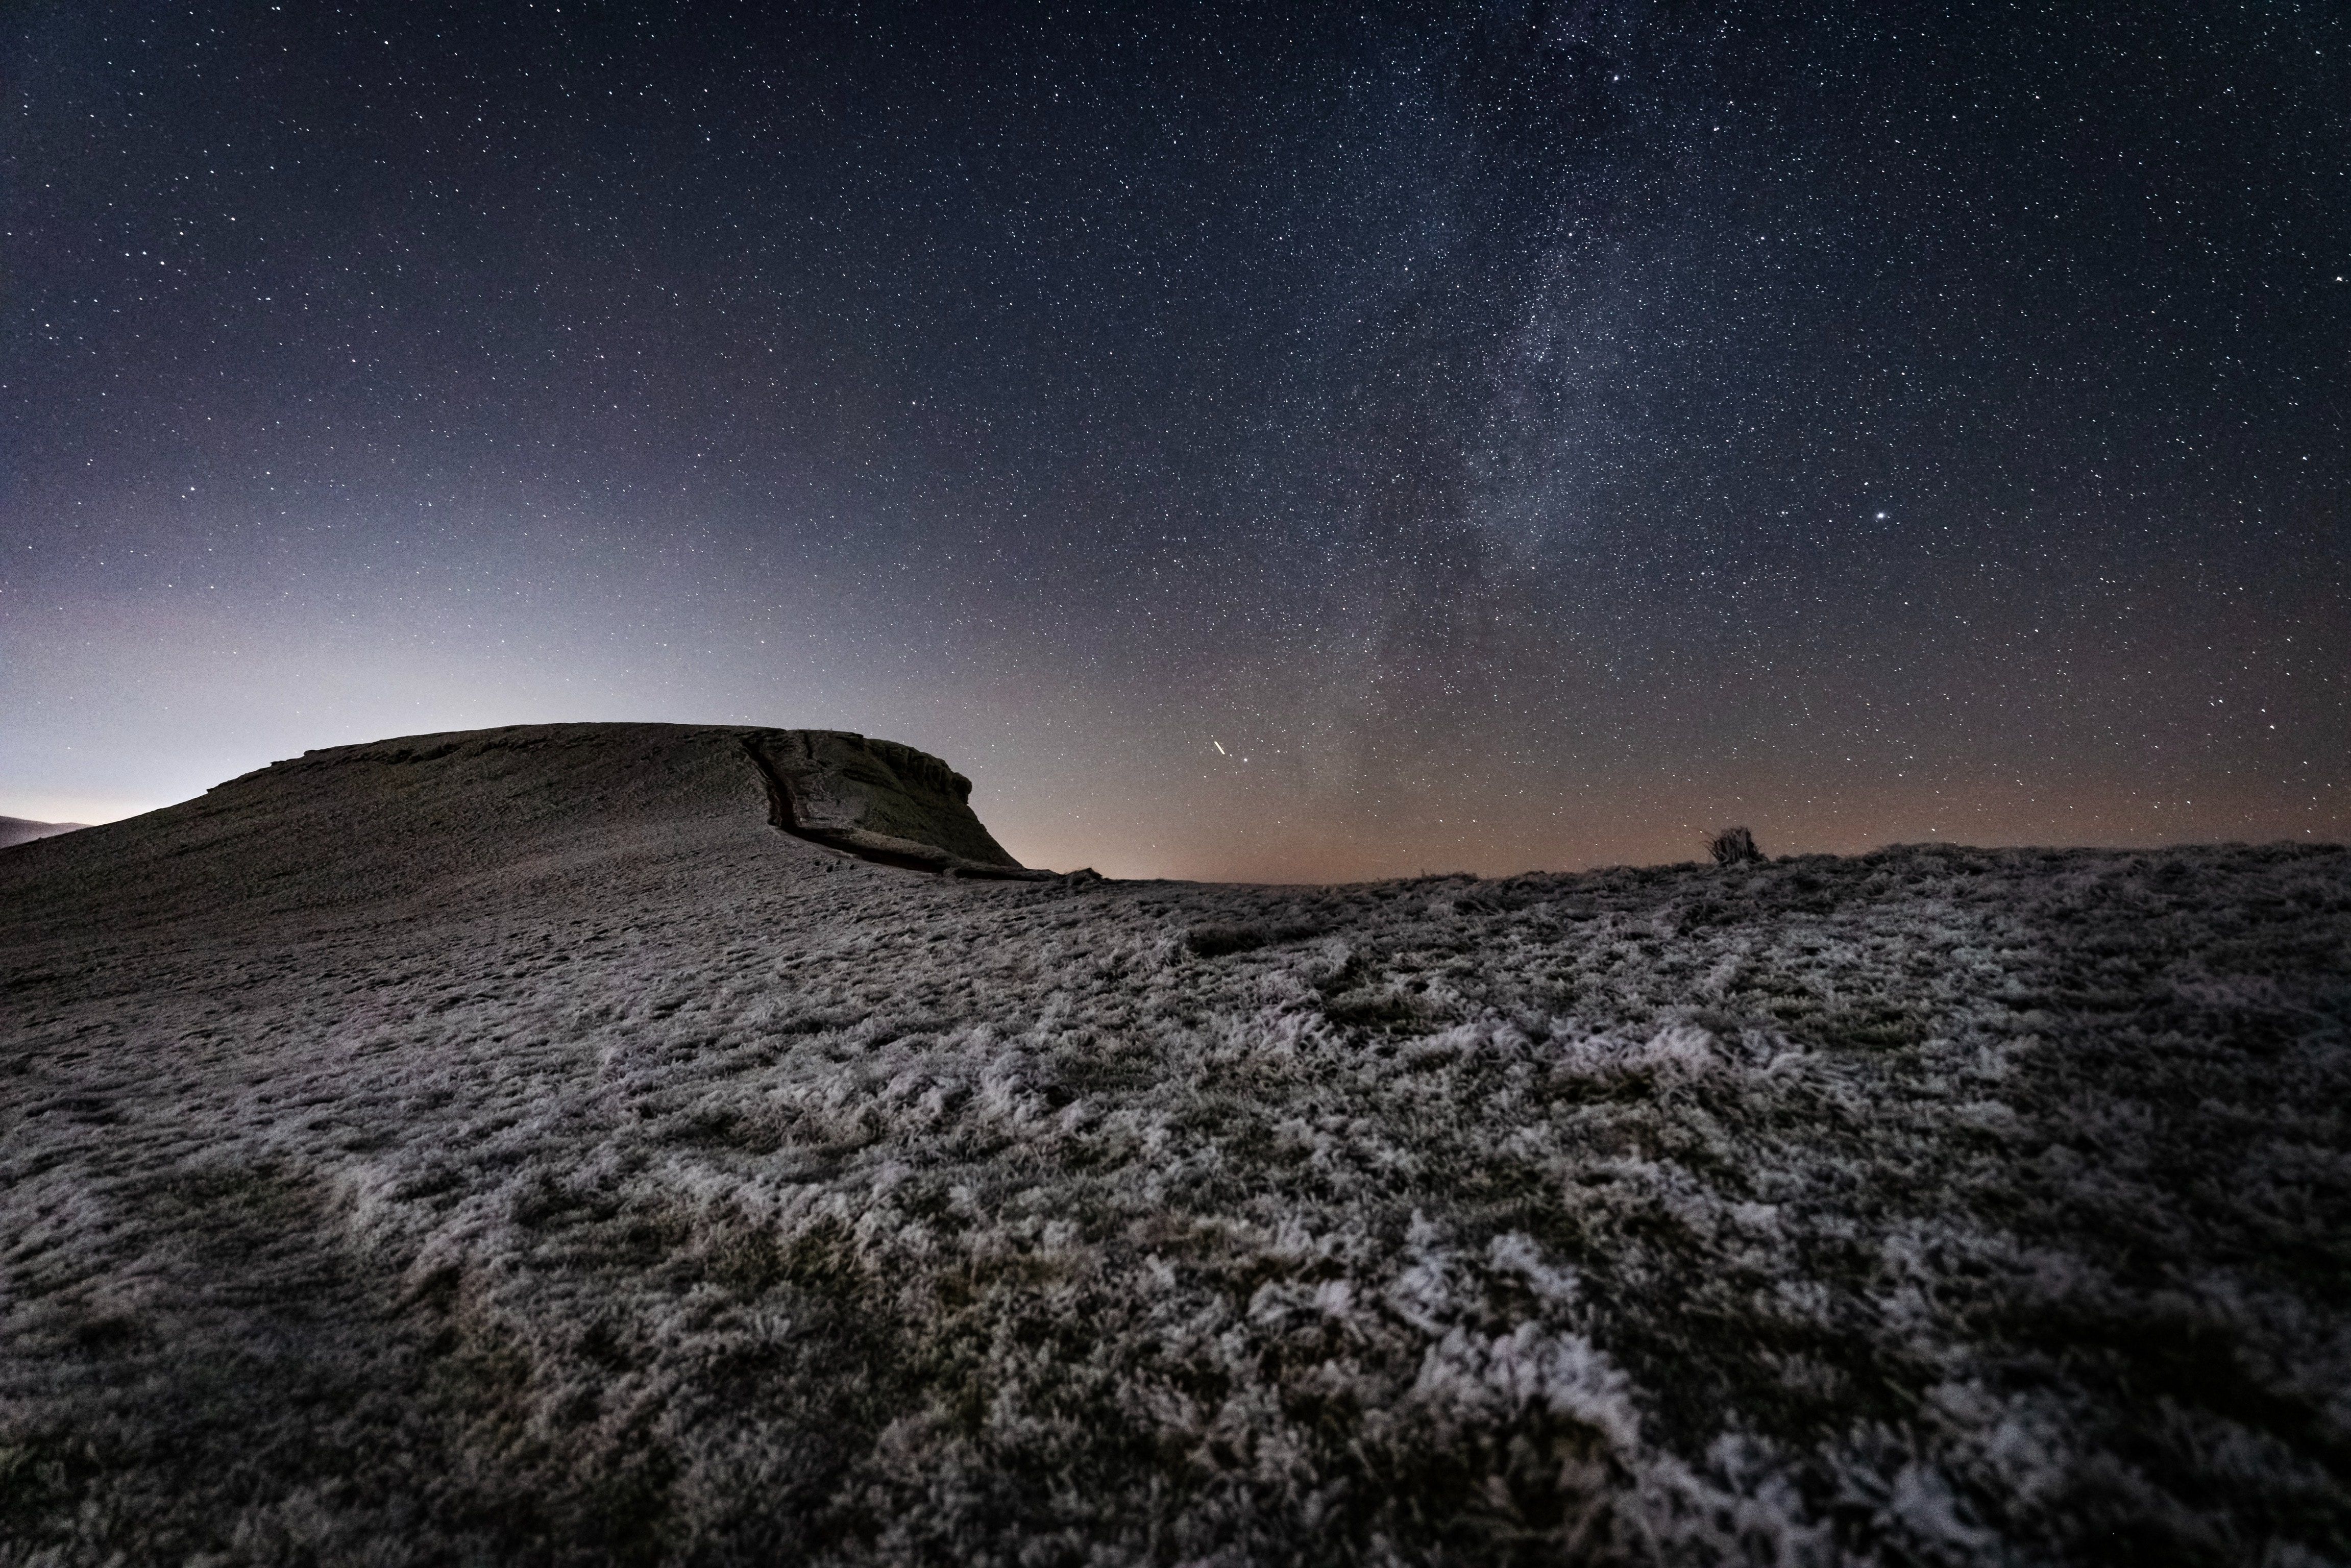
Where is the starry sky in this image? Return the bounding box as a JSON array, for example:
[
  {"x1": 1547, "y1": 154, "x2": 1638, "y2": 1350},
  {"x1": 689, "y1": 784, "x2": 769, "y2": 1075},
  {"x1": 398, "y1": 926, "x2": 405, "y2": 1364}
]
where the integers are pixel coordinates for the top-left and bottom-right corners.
[{"x1": 5, "y1": 2, "x2": 2346, "y2": 880}]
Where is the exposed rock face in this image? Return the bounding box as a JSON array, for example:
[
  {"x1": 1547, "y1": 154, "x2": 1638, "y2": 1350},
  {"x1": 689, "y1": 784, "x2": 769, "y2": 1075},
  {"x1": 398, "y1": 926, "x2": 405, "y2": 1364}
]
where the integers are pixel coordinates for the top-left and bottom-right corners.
[
  {"x1": 0, "y1": 816, "x2": 87, "y2": 850},
  {"x1": 739, "y1": 729, "x2": 1038, "y2": 877}
]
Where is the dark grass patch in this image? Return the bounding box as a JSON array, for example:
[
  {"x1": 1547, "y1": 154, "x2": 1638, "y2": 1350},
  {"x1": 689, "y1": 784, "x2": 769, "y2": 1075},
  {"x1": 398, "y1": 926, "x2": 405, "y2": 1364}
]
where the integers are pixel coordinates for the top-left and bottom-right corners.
[{"x1": 1182, "y1": 918, "x2": 1327, "y2": 958}]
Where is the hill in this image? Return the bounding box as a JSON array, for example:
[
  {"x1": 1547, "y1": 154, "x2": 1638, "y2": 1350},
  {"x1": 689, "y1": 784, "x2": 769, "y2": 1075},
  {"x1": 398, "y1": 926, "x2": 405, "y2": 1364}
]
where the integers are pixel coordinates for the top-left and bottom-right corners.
[
  {"x1": 2, "y1": 724, "x2": 2346, "y2": 1565},
  {"x1": 0, "y1": 816, "x2": 86, "y2": 850}
]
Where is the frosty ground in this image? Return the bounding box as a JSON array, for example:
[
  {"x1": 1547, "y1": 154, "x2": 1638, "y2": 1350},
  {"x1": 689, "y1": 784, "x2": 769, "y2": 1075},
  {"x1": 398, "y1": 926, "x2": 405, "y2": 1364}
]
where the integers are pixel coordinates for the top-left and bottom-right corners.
[{"x1": 2, "y1": 725, "x2": 2345, "y2": 1565}]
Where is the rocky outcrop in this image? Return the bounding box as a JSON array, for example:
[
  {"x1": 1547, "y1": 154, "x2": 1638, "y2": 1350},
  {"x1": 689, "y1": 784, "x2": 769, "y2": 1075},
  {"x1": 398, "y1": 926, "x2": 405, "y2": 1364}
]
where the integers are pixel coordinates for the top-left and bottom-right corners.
[{"x1": 738, "y1": 729, "x2": 1043, "y2": 878}]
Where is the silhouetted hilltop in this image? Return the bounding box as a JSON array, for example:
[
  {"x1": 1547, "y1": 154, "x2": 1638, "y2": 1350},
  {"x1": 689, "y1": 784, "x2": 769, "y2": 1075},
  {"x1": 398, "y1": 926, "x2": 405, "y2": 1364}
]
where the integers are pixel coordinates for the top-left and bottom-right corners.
[
  {"x1": 0, "y1": 723, "x2": 1040, "y2": 945},
  {"x1": 0, "y1": 815, "x2": 86, "y2": 850}
]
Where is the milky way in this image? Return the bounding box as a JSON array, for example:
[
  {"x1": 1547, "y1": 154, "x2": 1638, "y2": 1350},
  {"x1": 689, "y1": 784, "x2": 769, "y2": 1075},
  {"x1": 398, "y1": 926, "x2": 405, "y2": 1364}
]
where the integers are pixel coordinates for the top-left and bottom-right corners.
[{"x1": 5, "y1": 2, "x2": 2345, "y2": 878}]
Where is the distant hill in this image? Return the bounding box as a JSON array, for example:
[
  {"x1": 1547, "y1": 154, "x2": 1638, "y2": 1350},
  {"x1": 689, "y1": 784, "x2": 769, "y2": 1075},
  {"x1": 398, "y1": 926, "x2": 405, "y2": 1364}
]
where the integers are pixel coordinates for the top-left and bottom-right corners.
[
  {"x1": 1, "y1": 723, "x2": 2346, "y2": 1566},
  {"x1": 0, "y1": 723, "x2": 1040, "y2": 941},
  {"x1": 0, "y1": 814, "x2": 87, "y2": 849}
]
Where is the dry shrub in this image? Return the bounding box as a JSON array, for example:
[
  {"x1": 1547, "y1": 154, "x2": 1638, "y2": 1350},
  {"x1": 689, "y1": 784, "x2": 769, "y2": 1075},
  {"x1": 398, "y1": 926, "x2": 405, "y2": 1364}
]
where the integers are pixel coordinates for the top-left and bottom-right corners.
[{"x1": 1708, "y1": 825, "x2": 1764, "y2": 865}]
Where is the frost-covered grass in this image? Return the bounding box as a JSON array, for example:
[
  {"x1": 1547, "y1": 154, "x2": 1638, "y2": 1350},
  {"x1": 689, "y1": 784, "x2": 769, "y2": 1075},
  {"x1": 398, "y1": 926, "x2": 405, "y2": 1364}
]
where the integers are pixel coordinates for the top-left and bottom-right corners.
[{"x1": 2, "y1": 727, "x2": 2347, "y2": 1565}]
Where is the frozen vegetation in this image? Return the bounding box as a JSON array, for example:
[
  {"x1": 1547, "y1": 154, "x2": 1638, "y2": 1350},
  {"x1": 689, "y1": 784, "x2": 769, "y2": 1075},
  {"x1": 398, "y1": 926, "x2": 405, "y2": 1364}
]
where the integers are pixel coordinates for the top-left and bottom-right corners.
[{"x1": 2, "y1": 724, "x2": 2346, "y2": 1566}]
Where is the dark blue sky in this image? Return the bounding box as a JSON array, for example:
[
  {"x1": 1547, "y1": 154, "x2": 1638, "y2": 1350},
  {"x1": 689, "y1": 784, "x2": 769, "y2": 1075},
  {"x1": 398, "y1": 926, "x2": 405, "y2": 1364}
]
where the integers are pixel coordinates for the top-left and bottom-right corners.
[{"x1": 5, "y1": 1, "x2": 2345, "y2": 877}]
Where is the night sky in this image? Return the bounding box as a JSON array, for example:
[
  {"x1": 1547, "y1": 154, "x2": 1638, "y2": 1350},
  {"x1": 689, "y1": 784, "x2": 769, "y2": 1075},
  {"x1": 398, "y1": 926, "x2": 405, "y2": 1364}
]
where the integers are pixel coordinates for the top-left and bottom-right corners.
[{"x1": 6, "y1": 3, "x2": 2345, "y2": 880}]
